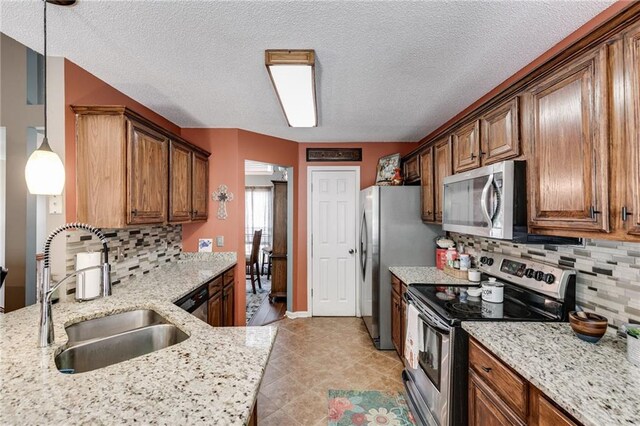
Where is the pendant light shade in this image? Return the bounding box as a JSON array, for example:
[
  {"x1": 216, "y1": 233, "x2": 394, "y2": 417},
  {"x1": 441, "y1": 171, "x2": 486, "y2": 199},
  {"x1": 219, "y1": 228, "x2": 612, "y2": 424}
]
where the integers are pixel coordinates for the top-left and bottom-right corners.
[
  {"x1": 25, "y1": 138, "x2": 65, "y2": 195},
  {"x1": 25, "y1": 0, "x2": 67, "y2": 196}
]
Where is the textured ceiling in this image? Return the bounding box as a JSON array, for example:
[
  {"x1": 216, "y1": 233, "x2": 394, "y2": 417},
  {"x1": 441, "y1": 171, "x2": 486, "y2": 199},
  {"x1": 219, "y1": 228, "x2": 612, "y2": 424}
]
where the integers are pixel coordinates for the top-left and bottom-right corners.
[{"x1": 1, "y1": 0, "x2": 615, "y2": 142}]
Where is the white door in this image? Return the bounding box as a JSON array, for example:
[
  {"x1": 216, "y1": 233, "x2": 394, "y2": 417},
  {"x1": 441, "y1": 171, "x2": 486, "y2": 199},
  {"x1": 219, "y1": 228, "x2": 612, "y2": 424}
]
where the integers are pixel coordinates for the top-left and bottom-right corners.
[{"x1": 311, "y1": 170, "x2": 358, "y2": 316}]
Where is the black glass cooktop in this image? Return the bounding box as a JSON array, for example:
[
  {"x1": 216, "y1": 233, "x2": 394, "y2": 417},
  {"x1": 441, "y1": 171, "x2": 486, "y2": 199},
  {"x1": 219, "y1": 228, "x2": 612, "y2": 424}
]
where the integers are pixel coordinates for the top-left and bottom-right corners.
[{"x1": 408, "y1": 283, "x2": 565, "y2": 325}]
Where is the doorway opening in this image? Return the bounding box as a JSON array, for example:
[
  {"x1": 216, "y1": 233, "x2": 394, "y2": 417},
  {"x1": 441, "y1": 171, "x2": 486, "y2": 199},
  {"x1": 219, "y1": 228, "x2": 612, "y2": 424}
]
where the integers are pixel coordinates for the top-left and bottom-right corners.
[{"x1": 244, "y1": 160, "x2": 291, "y2": 325}]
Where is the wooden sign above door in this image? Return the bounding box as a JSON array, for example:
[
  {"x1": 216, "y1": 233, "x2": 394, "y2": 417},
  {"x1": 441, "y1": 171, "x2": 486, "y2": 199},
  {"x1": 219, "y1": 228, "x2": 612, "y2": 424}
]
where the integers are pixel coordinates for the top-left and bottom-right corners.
[{"x1": 306, "y1": 148, "x2": 362, "y2": 162}]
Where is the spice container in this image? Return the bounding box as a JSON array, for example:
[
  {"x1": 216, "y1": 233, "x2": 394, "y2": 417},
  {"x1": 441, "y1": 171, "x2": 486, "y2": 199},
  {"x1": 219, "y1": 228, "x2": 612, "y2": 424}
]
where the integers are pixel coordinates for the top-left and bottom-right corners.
[
  {"x1": 459, "y1": 254, "x2": 471, "y2": 271},
  {"x1": 446, "y1": 247, "x2": 458, "y2": 268},
  {"x1": 481, "y1": 277, "x2": 504, "y2": 303}
]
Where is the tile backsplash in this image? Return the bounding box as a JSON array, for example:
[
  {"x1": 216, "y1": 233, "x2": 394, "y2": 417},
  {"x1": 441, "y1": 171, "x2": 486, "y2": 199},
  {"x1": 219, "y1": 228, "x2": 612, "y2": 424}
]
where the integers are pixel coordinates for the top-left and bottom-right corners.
[
  {"x1": 451, "y1": 233, "x2": 640, "y2": 327},
  {"x1": 64, "y1": 225, "x2": 182, "y2": 298}
]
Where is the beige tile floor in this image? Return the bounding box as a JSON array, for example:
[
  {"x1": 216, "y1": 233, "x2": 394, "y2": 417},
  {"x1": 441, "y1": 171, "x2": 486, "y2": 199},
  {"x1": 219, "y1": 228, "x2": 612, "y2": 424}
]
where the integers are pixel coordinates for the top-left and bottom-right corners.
[{"x1": 257, "y1": 317, "x2": 405, "y2": 425}]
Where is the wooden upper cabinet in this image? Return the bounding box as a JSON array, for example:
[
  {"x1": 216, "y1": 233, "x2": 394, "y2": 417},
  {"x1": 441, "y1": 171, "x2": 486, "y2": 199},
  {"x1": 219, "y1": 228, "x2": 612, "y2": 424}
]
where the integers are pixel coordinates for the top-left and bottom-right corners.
[
  {"x1": 480, "y1": 97, "x2": 520, "y2": 165},
  {"x1": 420, "y1": 147, "x2": 435, "y2": 222},
  {"x1": 452, "y1": 120, "x2": 481, "y2": 173},
  {"x1": 127, "y1": 122, "x2": 168, "y2": 225},
  {"x1": 527, "y1": 46, "x2": 609, "y2": 234},
  {"x1": 73, "y1": 106, "x2": 210, "y2": 228},
  {"x1": 192, "y1": 152, "x2": 209, "y2": 221},
  {"x1": 434, "y1": 137, "x2": 452, "y2": 222},
  {"x1": 620, "y1": 23, "x2": 640, "y2": 236},
  {"x1": 403, "y1": 154, "x2": 420, "y2": 183},
  {"x1": 169, "y1": 141, "x2": 192, "y2": 222}
]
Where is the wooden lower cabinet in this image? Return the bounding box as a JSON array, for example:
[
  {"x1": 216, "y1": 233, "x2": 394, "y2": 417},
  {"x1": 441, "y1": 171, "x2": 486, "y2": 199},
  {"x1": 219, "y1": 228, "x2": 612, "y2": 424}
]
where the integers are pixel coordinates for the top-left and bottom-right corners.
[
  {"x1": 390, "y1": 274, "x2": 406, "y2": 357},
  {"x1": 207, "y1": 268, "x2": 235, "y2": 327},
  {"x1": 469, "y1": 338, "x2": 581, "y2": 426},
  {"x1": 469, "y1": 369, "x2": 526, "y2": 426}
]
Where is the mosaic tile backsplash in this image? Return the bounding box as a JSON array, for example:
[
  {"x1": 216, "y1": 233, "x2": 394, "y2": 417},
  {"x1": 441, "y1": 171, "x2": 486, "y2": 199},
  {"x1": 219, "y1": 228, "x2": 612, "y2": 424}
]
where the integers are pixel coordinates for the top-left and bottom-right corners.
[
  {"x1": 450, "y1": 233, "x2": 640, "y2": 327},
  {"x1": 64, "y1": 225, "x2": 182, "y2": 298}
]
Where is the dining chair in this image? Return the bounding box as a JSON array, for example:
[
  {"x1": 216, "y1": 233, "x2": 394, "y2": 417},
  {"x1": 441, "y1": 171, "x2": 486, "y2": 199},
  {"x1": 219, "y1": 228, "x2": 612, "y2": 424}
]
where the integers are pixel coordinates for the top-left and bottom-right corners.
[{"x1": 245, "y1": 230, "x2": 262, "y2": 294}]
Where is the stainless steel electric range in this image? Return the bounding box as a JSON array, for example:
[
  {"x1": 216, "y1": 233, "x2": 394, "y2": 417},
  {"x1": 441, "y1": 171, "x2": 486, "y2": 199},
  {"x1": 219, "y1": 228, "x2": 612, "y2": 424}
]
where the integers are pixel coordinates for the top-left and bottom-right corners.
[{"x1": 402, "y1": 251, "x2": 576, "y2": 426}]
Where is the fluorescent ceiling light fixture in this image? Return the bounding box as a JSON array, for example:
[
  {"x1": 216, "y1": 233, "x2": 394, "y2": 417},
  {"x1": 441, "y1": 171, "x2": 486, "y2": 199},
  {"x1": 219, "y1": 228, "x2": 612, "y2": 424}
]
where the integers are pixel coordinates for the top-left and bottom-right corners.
[{"x1": 265, "y1": 50, "x2": 317, "y2": 128}]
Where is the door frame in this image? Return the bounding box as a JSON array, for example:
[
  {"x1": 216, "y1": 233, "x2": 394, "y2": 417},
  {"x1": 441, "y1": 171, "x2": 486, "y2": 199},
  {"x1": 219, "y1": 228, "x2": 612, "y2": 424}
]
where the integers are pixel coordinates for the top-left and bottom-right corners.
[{"x1": 306, "y1": 166, "x2": 361, "y2": 317}]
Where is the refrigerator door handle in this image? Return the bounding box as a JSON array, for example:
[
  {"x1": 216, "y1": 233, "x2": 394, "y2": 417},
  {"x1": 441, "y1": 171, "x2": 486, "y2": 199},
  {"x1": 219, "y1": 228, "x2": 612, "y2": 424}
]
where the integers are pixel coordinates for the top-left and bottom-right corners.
[{"x1": 360, "y1": 211, "x2": 368, "y2": 279}]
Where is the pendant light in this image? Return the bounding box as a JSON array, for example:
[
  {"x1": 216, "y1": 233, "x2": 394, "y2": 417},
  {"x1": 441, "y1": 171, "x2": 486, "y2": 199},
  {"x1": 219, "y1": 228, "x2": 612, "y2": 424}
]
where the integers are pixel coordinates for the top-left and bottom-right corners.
[{"x1": 24, "y1": 0, "x2": 75, "y2": 195}]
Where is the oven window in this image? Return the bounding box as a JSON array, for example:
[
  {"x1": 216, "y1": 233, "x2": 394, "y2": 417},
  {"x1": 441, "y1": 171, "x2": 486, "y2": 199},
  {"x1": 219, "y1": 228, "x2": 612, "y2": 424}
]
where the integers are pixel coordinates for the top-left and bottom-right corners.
[{"x1": 418, "y1": 323, "x2": 442, "y2": 391}]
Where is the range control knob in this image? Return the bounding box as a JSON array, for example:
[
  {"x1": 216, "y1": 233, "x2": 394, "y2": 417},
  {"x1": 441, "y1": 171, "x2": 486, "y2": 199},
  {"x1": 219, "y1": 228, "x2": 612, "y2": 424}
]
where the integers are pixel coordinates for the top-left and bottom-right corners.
[
  {"x1": 480, "y1": 256, "x2": 488, "y2": 264},
  {"x1": 534, "y1": 271, "x2": 544, "y2": 281},
  {"x1": 486, "y1": 258, "x2": 494, "y2": 266},
  {"x1": 524, "y1": 268, "x2": 535, "y2": 278},
  {"x1": 544, "y1": 273, "x2": 556, "y2": 284}
]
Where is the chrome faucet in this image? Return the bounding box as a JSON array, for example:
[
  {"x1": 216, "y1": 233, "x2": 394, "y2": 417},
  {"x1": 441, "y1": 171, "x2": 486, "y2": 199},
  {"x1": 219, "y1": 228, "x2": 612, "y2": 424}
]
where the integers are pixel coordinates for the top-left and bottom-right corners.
[{"x1": 38, "y1": 223, "x2": 111, "y2": 347}]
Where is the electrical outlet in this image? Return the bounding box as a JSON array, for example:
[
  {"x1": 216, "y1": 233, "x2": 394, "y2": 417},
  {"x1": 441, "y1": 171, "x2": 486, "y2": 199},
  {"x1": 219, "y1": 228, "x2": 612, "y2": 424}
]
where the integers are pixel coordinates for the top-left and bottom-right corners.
[
  {"x1": 216, "y1": 236, "x2": 224, "y2": 247},
  {"x1": 48, "y1": 195, "x2": 62, "y2": 214}
]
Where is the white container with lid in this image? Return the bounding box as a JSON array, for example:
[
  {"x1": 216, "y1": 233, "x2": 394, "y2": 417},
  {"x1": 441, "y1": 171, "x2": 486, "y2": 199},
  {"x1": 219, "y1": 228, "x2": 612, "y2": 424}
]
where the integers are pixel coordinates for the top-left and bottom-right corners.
[{"x1": 481, "y1": 277, "x2": 504, "y2": 303}]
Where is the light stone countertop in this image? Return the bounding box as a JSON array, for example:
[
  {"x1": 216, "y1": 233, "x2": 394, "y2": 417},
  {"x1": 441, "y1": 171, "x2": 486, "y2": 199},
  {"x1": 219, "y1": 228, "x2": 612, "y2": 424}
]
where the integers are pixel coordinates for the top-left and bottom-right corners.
[
  {"x1": 0, "y1": 252, "x2": 277, "y2": 425},
  {"x1": 389, "y1": 266, "x2": 473, "y2": 286},
  {"x1": 462, "y1": 322, "x2": 640, "y2": 426}
]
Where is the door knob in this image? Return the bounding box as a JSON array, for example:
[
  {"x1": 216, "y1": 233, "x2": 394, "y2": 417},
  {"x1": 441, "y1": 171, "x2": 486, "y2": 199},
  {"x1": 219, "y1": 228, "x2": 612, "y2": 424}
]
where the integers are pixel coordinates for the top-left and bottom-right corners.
[{"x1": 349, "y1": 249, "x2": 355, "y2": 254}]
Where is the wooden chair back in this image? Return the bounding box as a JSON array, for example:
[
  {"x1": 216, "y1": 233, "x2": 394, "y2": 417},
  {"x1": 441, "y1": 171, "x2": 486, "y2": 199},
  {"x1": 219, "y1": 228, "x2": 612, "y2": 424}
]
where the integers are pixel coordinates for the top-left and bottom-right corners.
[{"x1": 250, "y1": 230, "x2": 263, "y2": 264}]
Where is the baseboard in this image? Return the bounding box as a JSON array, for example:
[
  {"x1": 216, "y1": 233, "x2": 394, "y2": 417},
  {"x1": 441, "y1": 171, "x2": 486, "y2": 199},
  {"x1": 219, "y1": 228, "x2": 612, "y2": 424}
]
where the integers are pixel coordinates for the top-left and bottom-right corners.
[{"x1": 285, "y1": 310, "x2": 311, "y2": 319}]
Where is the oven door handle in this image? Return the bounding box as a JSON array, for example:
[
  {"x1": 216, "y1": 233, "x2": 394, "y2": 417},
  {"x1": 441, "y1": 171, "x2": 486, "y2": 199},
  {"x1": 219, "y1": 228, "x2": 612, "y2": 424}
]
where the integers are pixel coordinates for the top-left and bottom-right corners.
[{"x1": 418, "y1": 313, "x2": 450, "y2": 335}]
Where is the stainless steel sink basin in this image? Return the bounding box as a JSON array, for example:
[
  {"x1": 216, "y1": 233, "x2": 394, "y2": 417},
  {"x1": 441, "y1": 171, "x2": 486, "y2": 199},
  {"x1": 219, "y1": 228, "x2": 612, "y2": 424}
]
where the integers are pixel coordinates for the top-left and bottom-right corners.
[
  {"x1": 55, "y1": 310, "x2": 189, "y2": 374},
  {"x1": 65, "y1": 309, "x2": 170, "y2": 343}
]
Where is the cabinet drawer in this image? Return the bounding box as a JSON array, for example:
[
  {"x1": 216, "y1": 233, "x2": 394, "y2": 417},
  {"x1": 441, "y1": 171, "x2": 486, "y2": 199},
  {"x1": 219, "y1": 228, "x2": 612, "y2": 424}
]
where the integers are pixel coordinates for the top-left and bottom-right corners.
[
  {"x1": 209, "y1": 275, "x2": 223, "y2": 295},
  {"x1": 469, "y1": 339, "x2": 528, "y2": 420},
  {"x1": 391, "y1": 274, "x2": 401, "y2": 294}
]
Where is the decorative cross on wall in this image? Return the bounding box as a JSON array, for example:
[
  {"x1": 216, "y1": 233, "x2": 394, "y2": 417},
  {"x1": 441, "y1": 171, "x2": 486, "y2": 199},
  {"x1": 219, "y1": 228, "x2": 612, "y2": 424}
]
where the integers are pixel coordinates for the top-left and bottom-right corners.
[{"x1": 211, "y1": 184, "x2": 234, "y2": 220}]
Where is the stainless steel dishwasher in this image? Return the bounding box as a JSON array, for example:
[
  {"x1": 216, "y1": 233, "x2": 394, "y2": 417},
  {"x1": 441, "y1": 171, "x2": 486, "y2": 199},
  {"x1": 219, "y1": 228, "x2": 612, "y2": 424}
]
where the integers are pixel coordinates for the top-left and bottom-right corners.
[{"x1": 176, "y1": 285, "x2": 208, "y2": 323}]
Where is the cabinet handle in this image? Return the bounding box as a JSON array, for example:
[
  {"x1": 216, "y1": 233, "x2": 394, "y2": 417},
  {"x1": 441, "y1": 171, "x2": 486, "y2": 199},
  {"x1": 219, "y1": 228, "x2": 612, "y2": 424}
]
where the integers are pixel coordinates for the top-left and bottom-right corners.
[
  {"x1": 622, "y1": 206, "x2": 633, "y2": 222},
  {"x1": 194, "y1": 210, "x2": 198, "y2": 215},
  {"x1": 470, "y1": 153, "x2": 476, "y2": 160},
  {"x1": 479, "y1": 151, "x2": 486, "y2": 157},
  {"x1": 481, "y1": 366, "x2": 492, "y2": 373},
  {"x1": 131, "y1": 209, "x2": 138, "y2": 216},
  {"x1": 427, "y1": 210, "x2": 432, "y2": 215},
  {"x1": 589, "y1": 206, "x2": 601, "y2": 219}
]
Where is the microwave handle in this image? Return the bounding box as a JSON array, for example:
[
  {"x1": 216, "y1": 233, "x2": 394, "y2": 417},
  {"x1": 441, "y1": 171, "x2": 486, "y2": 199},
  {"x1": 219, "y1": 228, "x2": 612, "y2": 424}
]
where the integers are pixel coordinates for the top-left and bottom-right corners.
[{"x1": 480, "y1": 173, "x2": 494, "y2": 227}]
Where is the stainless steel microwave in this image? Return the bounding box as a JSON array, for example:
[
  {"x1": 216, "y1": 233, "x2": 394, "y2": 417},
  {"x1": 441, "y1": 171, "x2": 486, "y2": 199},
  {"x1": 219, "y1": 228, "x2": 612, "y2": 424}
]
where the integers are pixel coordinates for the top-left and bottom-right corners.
[{"x1": 442, "y1": 160, "x2": 580, "y2": 244}]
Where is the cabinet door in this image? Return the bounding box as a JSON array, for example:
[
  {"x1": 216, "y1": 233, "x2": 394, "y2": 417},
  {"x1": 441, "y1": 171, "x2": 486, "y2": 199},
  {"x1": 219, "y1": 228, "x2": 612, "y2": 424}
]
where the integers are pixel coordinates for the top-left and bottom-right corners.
[
  {"x1": 481, "y1": 97, "x2": 520, "y2": 165},
  {"x1": 168, "y1": 141, "x2": 192, "y2": 222},
  {"x1": 420, "y1": 147, "x2": 435, "y2": 222},
  {"x1": 223, "y1": 283, "x2": 234, "y2": 326},
  {"x1": 391, "y1": 290, "x2": 401, "y2": 356},
  {"x1": 527, "y1": 46, "x2": 609, "y2": 234},
  {"x1": 452, "y1": 120, "x2": 481, "y2": 172},
  {"x1": 192, "y1": 152, "x2": 209, "y2": 221},
  {"x1": 434, "y1": 137, "x2": 453, "y2": 222},
  {"x1": 401, "y1": 287, "x2": 407, "y2": 358},
  {"x1": 622, "y1": 24, "x2": 640, "y2": 236},
  {"x1": 403, "y1": 154, "x2": 420, "y2": 183},
  {"x1": 127, "y1": 121, "x2": 168, "y2": 224},
  {"x1": 469, "y1": 370, "x2": 526, "y2": 426},
  {"x1": 208, "y1": 291, "x2": 222, "y2": 327}
]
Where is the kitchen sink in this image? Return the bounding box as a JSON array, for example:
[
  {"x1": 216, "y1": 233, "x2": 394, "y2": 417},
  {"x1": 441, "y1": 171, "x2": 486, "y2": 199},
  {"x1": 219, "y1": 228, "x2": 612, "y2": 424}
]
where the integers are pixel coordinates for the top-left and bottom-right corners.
[
  {"x1": 65, "y1": 309, "x2": 170, "y2": 343},
  {"x1": 55, "y1": 310, "x2": 189, "y2": 374}
]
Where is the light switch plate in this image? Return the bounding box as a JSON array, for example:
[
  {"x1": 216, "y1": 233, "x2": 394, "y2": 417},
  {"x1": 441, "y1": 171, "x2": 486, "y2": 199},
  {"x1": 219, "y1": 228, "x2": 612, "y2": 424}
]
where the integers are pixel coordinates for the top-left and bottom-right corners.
[
  {"x1": 48, "y1": 195, "x2": 62, "y2": 214},
  {"x1": 216, "y1": 236, "x2": 224, "y2": 247}
]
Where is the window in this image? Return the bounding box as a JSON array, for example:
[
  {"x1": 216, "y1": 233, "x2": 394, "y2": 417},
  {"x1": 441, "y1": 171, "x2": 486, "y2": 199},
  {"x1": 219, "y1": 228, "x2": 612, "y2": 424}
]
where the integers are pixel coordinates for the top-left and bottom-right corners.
[
  {"x1": 26, "y1": 48, "x2": 45, "y2": 106},
  {"x1": 245, "y1": 187, "x2": 272, "y2": 256},
  {"x1": 245, "y1": 160, "x2": 274, "y2": 175}
]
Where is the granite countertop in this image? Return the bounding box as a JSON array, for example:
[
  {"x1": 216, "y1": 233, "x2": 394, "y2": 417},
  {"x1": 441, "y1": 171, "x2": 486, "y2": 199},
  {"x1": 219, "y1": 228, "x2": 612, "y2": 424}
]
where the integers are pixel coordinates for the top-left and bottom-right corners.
[
  {"x1": 0, "y1": 252, "x2": 277, "y2": 425},
  {"x1": 463, "y1": 322, "x2": 640, "y2": 426},
  {"x1": 389, "y1": 266, "x2": 473, "y2": 286}
]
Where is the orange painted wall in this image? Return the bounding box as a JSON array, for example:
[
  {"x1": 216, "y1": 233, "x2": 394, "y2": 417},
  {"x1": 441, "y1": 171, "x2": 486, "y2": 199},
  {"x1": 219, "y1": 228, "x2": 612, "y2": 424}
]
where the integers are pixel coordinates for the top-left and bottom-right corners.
[{"x1": 63, "y1": 59, "x2": 181, "y2": 222}]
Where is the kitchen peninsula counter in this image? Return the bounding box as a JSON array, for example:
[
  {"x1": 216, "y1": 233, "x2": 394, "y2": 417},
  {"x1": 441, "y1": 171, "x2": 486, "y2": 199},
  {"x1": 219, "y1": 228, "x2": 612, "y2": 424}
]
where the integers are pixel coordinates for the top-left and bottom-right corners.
[{"x1": 0, "y1": 252, "x2": 276, "y2": 425}]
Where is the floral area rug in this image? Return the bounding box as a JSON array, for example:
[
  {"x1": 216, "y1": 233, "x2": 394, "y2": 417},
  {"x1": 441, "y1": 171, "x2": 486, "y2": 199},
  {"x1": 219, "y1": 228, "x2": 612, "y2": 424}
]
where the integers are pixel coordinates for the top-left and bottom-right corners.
[
  {"x1": 328, "y1": 390, "x2": 416, "y2": 426},
  {"x1": 245, "y1": 278, "x2": 270, "y2": 324}
]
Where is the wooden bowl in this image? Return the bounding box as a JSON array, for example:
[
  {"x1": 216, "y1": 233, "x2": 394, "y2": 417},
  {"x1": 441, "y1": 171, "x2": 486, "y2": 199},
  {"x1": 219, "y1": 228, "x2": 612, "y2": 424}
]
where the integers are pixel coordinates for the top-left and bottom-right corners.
[{"x1": 569, "y1": 311, "x2": 608, "y2": 343}]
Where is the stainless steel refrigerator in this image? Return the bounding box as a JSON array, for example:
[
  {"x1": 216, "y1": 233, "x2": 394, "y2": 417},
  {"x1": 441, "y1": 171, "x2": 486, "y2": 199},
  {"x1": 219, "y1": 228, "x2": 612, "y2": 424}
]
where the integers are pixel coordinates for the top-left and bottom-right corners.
[{"x1": 359, "y1": 185, "x2": 438, "y2": 350}]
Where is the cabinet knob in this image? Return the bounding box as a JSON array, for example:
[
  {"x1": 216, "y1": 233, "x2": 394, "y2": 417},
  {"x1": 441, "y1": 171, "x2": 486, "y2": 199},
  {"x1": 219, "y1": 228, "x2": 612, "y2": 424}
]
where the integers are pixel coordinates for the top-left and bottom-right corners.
[
  {"x1": 622, "y1": 206, "x2": 633, "y2": 222},
  {"x1": 131, "y1": 209, "x2": 138, "y2": 216},
  {"x1": 349, "y1": 249, "x2": 355, "y2": 254}
]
